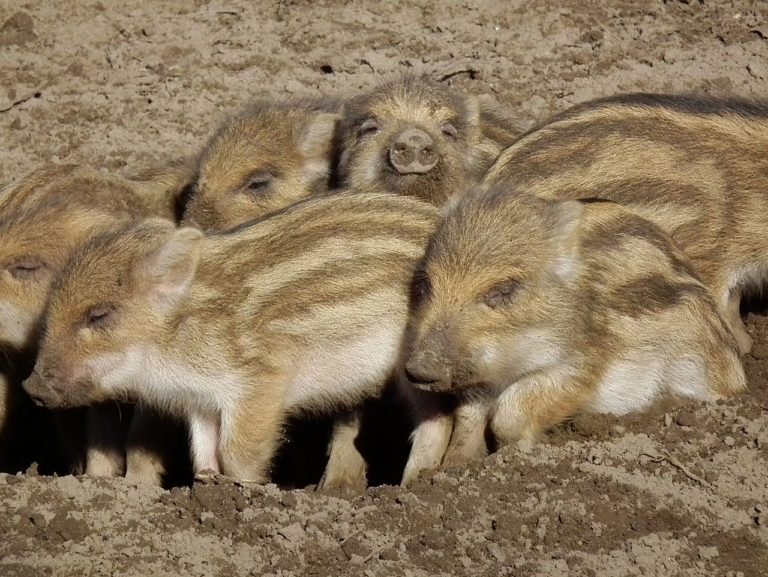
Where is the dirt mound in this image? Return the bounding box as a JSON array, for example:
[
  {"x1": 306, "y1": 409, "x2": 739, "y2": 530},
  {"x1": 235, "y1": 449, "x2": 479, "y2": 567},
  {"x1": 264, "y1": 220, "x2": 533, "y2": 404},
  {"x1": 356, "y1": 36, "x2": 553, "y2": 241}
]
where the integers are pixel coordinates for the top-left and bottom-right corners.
[{"x1": 1, "y1": 1, "x2": 767, "y2": 575}]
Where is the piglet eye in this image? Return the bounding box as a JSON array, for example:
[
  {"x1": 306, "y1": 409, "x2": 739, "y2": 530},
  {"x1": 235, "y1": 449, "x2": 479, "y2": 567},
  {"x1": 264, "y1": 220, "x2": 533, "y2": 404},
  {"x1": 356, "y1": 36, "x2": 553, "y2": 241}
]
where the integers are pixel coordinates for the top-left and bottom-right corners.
[
  {"x1": 243, "y1": 173, "x2": 273, "y2": 198},
  {"x1": 359, "y1": 118, "x2": 380, "y2": 137},
  {"x1": 84, "y1": 305, "x2": 116, "y2": 329},
  {"x1": 442, "y1": 123, "x2": 458, "y2": 139},
  {"x1": 484, "y1": 280, "x2": 520, "y2": 308},
  {"x1": 8, "y1": 258, "x2": 45, "y2": 280}
]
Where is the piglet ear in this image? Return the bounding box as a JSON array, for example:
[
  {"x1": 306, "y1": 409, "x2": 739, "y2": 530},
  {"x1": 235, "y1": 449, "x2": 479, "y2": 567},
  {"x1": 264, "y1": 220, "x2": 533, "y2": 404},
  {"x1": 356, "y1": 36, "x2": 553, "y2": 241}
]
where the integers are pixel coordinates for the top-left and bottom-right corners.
[
  {"x1": 298, "y1": 112, "x2": 340, "y2": 158},
  {"x1": 548, "y1": 200, "x2": 584, "y2": 282},
  {"x1": 139, "y1": 227, "x2": 203, "y2": 307},
  {"x1": 476, "y1": 94, "x2": 522, "y2": 149},
  {"x1": 462, "y1": 95, "x2": 482, "y2": 133},
  {"x1": 297, "y1": 112, "x2": 341, "y2": 182},
  {"x1": 464, "y1": 94, "x2": 523, "y2": 179}
]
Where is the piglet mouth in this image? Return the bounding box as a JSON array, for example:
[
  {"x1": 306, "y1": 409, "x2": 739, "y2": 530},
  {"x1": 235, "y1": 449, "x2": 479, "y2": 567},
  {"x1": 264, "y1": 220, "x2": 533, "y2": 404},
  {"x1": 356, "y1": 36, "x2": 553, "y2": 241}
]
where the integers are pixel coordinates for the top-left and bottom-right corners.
[
  {"x1": 22, "y1": 371, "x2": 98, "y2": 409},
  {"x1": 407, "y1": 376, "x2": 455, "y2": 394},
  {"x1": 411, "y1": 382, "x2": 451, "y2": 393},
  {"x1": 22, "y1": 375, "x2": 64, "y2": 408}
]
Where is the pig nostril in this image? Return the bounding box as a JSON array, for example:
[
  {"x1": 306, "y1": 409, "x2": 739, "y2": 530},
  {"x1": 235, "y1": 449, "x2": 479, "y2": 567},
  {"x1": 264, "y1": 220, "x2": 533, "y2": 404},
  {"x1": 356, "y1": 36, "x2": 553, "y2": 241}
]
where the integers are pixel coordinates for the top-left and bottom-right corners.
[
  {"x1": 419, "y1": 146, "x2": 435, "y2": 165},
  {"x1": 388, "y1": 129, "x2": 438, "y2": 175},
  {"x1": 389, "y1": 144, "x2": 417, "y2": 172}
]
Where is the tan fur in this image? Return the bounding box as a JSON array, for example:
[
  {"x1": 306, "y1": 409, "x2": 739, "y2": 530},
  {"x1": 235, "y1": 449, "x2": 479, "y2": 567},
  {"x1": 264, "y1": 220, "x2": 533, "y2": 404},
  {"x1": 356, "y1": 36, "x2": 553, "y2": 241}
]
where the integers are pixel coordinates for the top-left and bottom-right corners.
[
  {"x1": 181, "y1": 96, "x2": 376, "y2": 489},
  {"x1": 0, "y1": 164, "x2": 180, "y2": 478},
  {"x1": 483, "y1": 93, "x2": 768, "y2": 354},
  {"x1": 25, "y1": 192, "x2": 439, "y2": 484},
  {"x1": 182, "y1": 96, "x2": 341, "y2": 231},
  {"x1": 336, "y1": 75, "x2": 521, "y2": 206},
  {"x1": 402, "y1": 189, "x2": 746, "y2": 484}
]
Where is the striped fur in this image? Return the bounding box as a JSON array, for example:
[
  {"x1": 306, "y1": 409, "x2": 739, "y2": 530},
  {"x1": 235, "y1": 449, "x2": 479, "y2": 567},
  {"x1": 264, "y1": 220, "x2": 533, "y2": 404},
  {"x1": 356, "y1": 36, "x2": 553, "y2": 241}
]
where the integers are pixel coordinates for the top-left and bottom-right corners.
[
  {"x1": 0, "y1": 164, "x2": 183, "y2": 480},
  {"x1": 483, "y1": 93, "x2": 768, "y2": 354},
  {"x1": 25, "y1": 192, "x2": 439, "y2": 483},
  {"x1": 402, "y1": 189, "x2": 746, "y2": 484},
  {"x1": 183, "y1": 96, "x2": 341, "y2": 232},
  {"x1": 336, "y1": 75, "x2": 521, "y2": 206},
  {"x1": 0, "y1": 164, "x2": 180, "y2": 354}
]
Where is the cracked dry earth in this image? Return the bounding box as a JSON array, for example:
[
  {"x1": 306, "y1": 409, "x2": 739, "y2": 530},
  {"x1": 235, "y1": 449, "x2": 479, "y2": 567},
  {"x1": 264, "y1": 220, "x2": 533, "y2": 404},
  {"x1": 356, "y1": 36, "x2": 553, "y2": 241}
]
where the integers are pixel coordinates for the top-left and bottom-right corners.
[{"x1": 0, "y1": 0, "x2": 767, "y2": 576}]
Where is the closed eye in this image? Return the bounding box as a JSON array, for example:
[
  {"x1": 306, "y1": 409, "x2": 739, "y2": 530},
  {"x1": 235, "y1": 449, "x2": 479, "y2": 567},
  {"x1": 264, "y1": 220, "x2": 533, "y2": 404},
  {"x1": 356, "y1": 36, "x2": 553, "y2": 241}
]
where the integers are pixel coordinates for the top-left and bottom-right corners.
[
  {"x1": 358, "y1": 118, "x2": 380, "y2": 138},
  {"x1": 7, "y1": 258, "x2": 46, "y2": 281},
  {"x1": 242, "y1": 173, "x2": 274, "y2": 197},
  {"x1": 83, "y1": 305, "x2": 117, "y2": 329},
  {"x1": 483, "y1": 280, "x2": 521, "y2": 308}
]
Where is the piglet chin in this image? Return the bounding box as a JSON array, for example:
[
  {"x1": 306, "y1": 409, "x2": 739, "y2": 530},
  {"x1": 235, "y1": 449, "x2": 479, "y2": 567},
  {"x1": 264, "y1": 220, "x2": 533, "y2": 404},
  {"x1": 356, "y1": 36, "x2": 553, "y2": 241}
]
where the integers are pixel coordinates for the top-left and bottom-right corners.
[{"x1": 410, "y1": 379, "x2": 454, "y2": 393}]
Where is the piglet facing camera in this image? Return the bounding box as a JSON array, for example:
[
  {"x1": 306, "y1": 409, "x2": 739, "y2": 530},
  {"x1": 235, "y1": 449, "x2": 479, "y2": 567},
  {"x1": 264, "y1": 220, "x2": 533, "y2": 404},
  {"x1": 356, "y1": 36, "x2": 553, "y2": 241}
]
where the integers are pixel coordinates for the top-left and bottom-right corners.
[
  {"x1": 402, "y1": 188, "x2": 746, "y2": 485},
  {"x1": 336, "y1": 75, "x2": 521, "y2": 206}
]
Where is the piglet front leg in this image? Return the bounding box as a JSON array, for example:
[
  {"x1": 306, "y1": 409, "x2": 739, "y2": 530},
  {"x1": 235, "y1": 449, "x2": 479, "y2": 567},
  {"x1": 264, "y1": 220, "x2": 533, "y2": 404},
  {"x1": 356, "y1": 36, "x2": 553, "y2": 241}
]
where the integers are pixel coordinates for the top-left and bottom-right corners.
[
  {"x1": 189, "y1": 410, "x2": 221, "y2": 479},
  {"x1": 317, "y1": 409, "x2": 367, "y2": 492},
  {"x1": 490, "y1": 368, "x2": 591, "y2": 446}
]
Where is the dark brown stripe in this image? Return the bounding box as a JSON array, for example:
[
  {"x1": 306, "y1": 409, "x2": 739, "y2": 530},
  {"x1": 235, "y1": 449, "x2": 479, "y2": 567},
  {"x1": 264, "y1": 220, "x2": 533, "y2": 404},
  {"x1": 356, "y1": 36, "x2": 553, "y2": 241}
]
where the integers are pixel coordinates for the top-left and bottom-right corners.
[
  {"x1": 607, "y1": 274, "x2": 708, "y2": 318},
  {"x1": 582, "y1": 213, "x2": 701, "y2": 280}
]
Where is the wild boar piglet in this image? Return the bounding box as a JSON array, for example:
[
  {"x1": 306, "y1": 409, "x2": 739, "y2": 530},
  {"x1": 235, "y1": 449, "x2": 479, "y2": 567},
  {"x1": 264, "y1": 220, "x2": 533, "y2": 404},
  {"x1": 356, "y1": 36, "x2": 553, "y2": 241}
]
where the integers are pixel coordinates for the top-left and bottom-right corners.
[
  {"x1": 24, "y1": 192, "x2": 439, "y2": 484},
  {"x1": 182, "y1": 97, "x2": 341, "y2": 231},
  {"x1": 483, "y1": 93, "x2": 768, "y2": 354},
  {"x1": 0, "y1": 164, "x2": 183, "y2": 480},
  {"x1": 402, "y1": 189, "x2": 746, "y2": 484},
  {"x1": 336, "y1": 75, "x2": 520, "y2": 205}
]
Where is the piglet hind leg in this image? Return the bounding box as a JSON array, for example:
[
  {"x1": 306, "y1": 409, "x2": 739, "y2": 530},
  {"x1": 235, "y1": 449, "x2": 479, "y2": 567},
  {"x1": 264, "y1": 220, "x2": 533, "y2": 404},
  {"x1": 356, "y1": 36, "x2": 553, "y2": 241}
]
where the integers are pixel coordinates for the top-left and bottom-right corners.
[
  {"x1": 126, "y1": 406, "x2": 187, "y2": 486},
  {"x1": 317, "y1": 409, "x2": 367, "y2": 492},
  {"x1": 85, "y1": 403, "x2": 129, "y2": 478},
  {"x1": 219, "y1": 386, "x2": 286, "y2": 484},
  {"x1": 490, "y1": 370, "x2": 592, "y2": 449}
]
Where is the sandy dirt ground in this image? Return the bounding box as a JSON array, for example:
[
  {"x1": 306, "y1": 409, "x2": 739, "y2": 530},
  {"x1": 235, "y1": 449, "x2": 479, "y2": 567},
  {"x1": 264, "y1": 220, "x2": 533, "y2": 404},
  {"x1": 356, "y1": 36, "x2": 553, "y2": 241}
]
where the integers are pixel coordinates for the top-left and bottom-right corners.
[{"x1": 1, "y1": 1, "x2": 767, "y2": 575}]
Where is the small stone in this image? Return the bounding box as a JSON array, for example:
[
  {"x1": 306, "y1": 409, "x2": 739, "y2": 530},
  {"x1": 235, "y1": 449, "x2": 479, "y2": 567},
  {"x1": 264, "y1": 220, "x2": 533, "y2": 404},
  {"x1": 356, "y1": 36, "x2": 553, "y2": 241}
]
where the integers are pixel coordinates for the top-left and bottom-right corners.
[
  {"x1": 747, "y1": 60, "x2": 766, "y2": 79},
  {"x1": 724, "y1": 436, "x2": 735, "y2": 447},
  {"x1": 379, "y1": 547, "x2": 399, "y2": 561},
  {"x1": 0, "y1": 12, "x2": 37, "y2": 47},
  {"x1": 54, "y1": 475, "x2": 82, "y2": 498},
  {"x1": 279, "y1": 523, "x2": 305, "y2": 544},
  {"x1": 281, "y1": 492, "x2": 298, "y2": 508},
  {"x1": 487, "y1": 542, "x2": 506, "y2": 562},
  {"x1": 587, "y1": 447, "x2": 603, "y2": 464},
  {"x1": 664, "y1": 413, "x2": 673, "y2": 427},
  {"x1": 675, "y1": 409, "x2": 696, "y2": 428},
  {"x1": 342, "y1": 534, "x2": 372, "y2": 562},
  {"x1": 698, "y1": 546, "x2": 719, "y2": 560}
]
